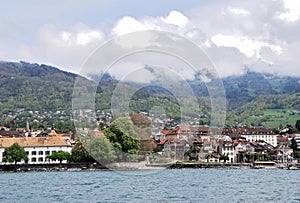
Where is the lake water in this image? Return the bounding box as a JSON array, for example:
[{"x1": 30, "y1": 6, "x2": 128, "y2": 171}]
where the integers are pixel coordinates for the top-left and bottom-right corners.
[{"x1": 0, "y1": 169, "x2": 299, "y2": 202}]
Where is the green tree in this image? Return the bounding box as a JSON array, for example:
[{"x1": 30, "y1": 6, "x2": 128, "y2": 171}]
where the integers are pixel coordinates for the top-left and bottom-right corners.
[
  {"x1": 295, "y1": 120, "x2": 300, "y2": 132},
  {"x1": 70, "y1": 141, "x2": 95, "y2": 163},
  {"x1": 104, "y1": 117, "x2": 140, "y2": 160},
  {"x1": 47, "y1": 151, "x2": 70, "y2": 164},
  {"x1": 219, "y1": 153, "x2": 230, "y2": 163},
  {"x1": 3, "y1": 143, "x2": 28, "y2": 166},
  {"x1": 290, "y1": 137, "x2": 298, "y2": 152},
  {"x1": 86, "y1": 135, "x2": 116, "y2": 164}
]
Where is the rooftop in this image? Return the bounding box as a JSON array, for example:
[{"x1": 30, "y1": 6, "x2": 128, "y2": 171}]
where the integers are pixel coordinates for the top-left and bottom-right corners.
[{"x1": 0, "y1": 136, "x2": 72, "y2": 148}]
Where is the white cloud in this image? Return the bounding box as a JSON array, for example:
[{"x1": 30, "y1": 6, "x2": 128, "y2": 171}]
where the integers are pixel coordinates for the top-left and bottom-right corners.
[
  {"x1": 227, "y1": 7, "x2": 250, "y2": 16},
  {"x1": 18, "y1": 23, "x2": 105, "y2": 73},
  {"x1": 76, "y1": 31, "x2": 103, "y2": 45},
  {"x1": 161, "y1": 10, "x2": 189, "y2": 28},
  {"x1": 111, "y1": 10, "x2": 195, "y2": 37},
  {"x1": 279, "y1": 0, "x2": 300, "y2": 22},
  {"x1": 211, "y1": 34, "x2": 282, "y2": 58},
  {"x1": 2, "y1": 1, "x2": 300, "y2": 78},
  {"x1": 187, "y1": 0, "x2": 300, "y2": 76},
  {"x1": 112, "y1": 16, "x2": 146, "y2": 36}
]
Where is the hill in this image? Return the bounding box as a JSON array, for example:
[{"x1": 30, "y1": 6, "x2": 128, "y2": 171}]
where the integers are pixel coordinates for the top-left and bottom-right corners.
[
  {"x1": 0, "y1": 61, "x2": 299, "y2": 129},
  {"x1": 223, "y1": 71, "x2": 300, "y2": 109},
  {"x1": 0, "y1": 61, "x2": 91, "y2": 114}
]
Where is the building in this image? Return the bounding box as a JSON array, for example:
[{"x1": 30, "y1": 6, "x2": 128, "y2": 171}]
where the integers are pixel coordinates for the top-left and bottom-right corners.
[
  {"x1": 0, "y1": 136, "x2": 72, "y2": 165},
  {"x1": 222, "y1": 127, "x2": 277, "y2": 147},
  {"x1": 219, "y1": 142, "x2": 235, "y2": 163},
  {"x1": 242, "y1": 134, "x2": 277, "y2": 147}
]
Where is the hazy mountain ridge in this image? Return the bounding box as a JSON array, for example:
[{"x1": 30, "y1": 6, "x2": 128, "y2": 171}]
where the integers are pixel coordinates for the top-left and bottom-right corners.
[
  {"x1": 0, "y1": 61, "x2": 86, "y2": 113},
  {"x1": 0, "y1": 61, "x2": 299, "y2": 127}
]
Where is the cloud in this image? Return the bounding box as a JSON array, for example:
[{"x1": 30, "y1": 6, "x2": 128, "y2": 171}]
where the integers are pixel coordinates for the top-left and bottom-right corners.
[
  {"x1": 188, "y1": 0, "x2": 300, "y2": 76},
  {"x1": 161, "y1": 10, "x2": 189, "y2": 28},
  {"x1": 278, "y1": 0, "x2": 300, "y2": 22},
  {"x1": 107, "y1": 4, "x2": 300, "y2": 78},
  {"x1": 111, "y1": 10, "x2": 199, "y2": 37},
  {"x1": 227, "y1": 7, "x2": 250, "y2": 16},
  {"x1": 15, "y1": 23, "x2": 104, "y2": 73},
  {"x1": 2, "y1": 0, "x2": 300, "y2": 78},
  {"x1": 211, "y1": 34, "x2": 282, "y2": 58},
  {"x1": 112, "y1": 16, "x2": 146, "y2": 36}
]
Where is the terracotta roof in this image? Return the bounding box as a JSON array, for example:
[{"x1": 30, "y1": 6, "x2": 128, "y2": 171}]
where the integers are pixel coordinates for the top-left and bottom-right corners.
[
  {"x1": 198, "y1": 127, "x2": 209, "y2": 132},
  {"x1": 0, "y1": 131, "x2": 23, "y2": 138},
  {"x1": 161, "y1": 129, "x2": 176, "y2": 135},
  {"x1": 0, "y1": 136, "x2": 72, "y2": 148},
  {"x1": 159, "y1": 139, "x2": 165, "y2": 144},
  {"x1": 49, "y1": 130, "x2": 58, "y2": 136},
  {"x1": 277, "y1": 137, "x2": 289, "y2": 141}
]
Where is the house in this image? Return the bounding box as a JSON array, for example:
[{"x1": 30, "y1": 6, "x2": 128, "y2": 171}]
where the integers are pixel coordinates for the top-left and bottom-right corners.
[
  {"x1": 276, "y1": 145, "x2": 293, "y2": 163},
  {"x1": 243, "y1": 134, "x2": 277, "y2": 147},
  {"x1": 277, "y1": 137, "x2": 290, "y2": 146},
  {"x1": 219, "y1": 142, "x2": 235, "y2": 163},
  {"x1": 222, "y1": 127, "x2": 277, "y2": 147},
  {"x1": 234, "y1": 141, "x2": 247, "y2": 163},
  {"x1": 160, "y1": 129, "x2": 178, "y2": 142},
  {"x1": 163, "y1": 139, "x2": 187, "y2": 159},
  {"x1": 0, "y1": 136, "x2": 73, "y2": 165}
]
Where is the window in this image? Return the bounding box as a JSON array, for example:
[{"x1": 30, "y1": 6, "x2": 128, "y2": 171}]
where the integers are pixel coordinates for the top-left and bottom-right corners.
[
  {"x1": 38, "y1": 157, "x2": 43, "y2": 162},
  {"x1": 45, "y1": 151, "x2": 50, "y2": 155},
  {"x1": 38, "y1": 151, "x2": 43, "y2": 155},
  {"x1": 26, "y1": 151, "x2": 29, "y2": 155},
  {"x1": 31, "y1": 158, "x2": 36, "y2": 162},
  {"x1": 52, "y1": 151, "x2": 56, "y2": 154},
  {"x1": 31, "y1": 151, "x2": 37, "y2": 155}
]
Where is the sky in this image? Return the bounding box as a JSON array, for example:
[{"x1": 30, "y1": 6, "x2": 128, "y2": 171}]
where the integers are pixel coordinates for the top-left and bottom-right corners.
[{"x1": 1, "y1": 0, "x2": 300, "y2": 77}]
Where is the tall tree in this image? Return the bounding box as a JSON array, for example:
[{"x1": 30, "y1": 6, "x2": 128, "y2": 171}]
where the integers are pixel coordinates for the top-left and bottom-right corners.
[
  {"x1": 104, "y1": 117, "x2": 140, "y2": 160},
  {"x1": 3, "y1": 143, "x2": 28, "y2": 166},
  {"x1": 70, "y1": 141, "x2": 95, "y2": 163},
  {"x1": 86, "y1": 135, "x2": 116, "y2": 164}
]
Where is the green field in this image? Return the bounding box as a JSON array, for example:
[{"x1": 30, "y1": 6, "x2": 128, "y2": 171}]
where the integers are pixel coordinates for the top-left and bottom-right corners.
[{"x1": 248, "y1": 109, "x2": 300, "y2": 128}]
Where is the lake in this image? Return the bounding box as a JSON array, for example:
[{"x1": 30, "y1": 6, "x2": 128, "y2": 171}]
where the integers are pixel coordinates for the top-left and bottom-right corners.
[{"x1": 0, "y1": 169, "x2": 299, "y2": 202}]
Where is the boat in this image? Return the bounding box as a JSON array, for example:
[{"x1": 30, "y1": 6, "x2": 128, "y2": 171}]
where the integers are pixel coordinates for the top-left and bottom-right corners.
[{"x1": 288, "y1": 166, "x2": 298, "y2": 170}]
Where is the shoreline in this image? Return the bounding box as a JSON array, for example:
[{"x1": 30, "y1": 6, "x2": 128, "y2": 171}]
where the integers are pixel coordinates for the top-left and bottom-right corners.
[{"x1": 0, "y1": 162, "x2": 298, "y2": 173}]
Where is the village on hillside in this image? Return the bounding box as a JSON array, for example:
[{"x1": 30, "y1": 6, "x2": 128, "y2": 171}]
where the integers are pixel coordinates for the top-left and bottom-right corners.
[{"x1": 1, "y1": 109, "x2": 300, "y2": 171}]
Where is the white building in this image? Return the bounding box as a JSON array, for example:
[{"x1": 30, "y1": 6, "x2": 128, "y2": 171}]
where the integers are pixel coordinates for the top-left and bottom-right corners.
[
  {"x1": 0, "y1": 136, "x2": 73, "y2": 164},
  {"x1": 220, "y1": 142, "x2": 235, "y2": 163},
  {"x1": 241, "y1": 134, "x2": 277, "y2": 147}
]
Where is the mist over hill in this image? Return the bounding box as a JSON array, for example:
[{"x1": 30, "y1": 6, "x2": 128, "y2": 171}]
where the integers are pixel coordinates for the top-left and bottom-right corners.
[{"x1": 0, "y1": 61, "x2": 299, "y2": 128}]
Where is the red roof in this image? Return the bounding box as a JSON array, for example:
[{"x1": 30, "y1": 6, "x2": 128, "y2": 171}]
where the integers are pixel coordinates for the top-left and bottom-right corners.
[
  {"x1": 160, "y1": 129, "x2": 176, "y2": 135},
  {"x1": 277, "y1": 137, "x2": 289, "y2": 141}
]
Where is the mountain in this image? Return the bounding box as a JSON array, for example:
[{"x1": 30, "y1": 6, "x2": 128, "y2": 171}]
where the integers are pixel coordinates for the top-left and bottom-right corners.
[
  {"x1": 0, "y1": 61, "x2": 299, "y2": 128},
  {"x1": 0, "y1": 61, "x2": 89, "y2": 114},
  {"x1": 222, "y1": 71, "x2": 300, "y2": 109}
]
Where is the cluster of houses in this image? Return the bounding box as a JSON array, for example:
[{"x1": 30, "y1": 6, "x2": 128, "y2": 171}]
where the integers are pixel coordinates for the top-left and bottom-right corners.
[
  {"x1": 1, "y1": 121, "x2": 299, "y2": 166},
  {"x1": 152, "y1": 125, "x2": 298, "y2": 164}
]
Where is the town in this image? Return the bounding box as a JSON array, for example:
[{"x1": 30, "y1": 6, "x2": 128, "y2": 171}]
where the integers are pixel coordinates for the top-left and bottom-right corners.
[{"x1": 1, "y1": 109, "x2": 300, "y2": 171}]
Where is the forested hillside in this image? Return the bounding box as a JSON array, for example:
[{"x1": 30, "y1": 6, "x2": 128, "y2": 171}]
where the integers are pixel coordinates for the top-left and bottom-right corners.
[
  {"x1": 0, "y1": 61, "x2": 299, "y2": 128},
  {"x1": 0, "y1": 61, "x2": 79, "y2": 113}
]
